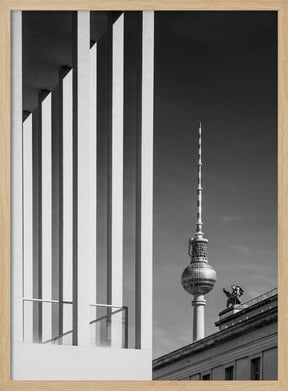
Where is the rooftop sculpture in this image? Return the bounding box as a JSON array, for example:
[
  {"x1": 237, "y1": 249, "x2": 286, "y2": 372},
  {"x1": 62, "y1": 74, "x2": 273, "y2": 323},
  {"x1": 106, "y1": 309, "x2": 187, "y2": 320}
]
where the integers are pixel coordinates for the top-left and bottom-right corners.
[{"x1": 223, "y1": 285, "x2": 244, "y2": 308}]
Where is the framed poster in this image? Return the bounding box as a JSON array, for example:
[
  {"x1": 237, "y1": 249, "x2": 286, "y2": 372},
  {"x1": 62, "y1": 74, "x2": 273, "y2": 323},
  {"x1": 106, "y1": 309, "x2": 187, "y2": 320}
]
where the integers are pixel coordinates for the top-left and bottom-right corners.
[{"x1": 0, "y1": 1, "x2": 287, "y2": 390}]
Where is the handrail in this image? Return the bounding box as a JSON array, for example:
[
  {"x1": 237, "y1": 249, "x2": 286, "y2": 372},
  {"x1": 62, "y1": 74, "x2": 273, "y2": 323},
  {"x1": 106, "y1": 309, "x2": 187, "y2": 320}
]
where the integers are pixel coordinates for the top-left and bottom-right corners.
[
  {"x1": 23, "y1": 298, "x2": 73, "y2": 305},
  {"x1": 43, "y1": 329, "x2": 73, "y2": 344},
  {"x1": 89, "y1": 307, "x2": 125, "y2": 325},
  {"x1": 23, "y1": 300, "x2": 128, "y2": 348},
  {"x1": 23, "y1": 299, "x2": 126, "y2": 307},
  {"x1": 242, "y1": 288, "x2": 277, "y2": 308},
  {"x1": 89, "y1": 303, "x2": 126, "y2": 309}
]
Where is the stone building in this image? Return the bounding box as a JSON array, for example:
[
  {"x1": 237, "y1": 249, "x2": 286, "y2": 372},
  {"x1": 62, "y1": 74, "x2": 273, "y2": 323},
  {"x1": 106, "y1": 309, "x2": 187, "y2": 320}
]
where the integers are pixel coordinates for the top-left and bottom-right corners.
[{"x1": 153, "y1": 288, "x2": 278, "y2": 380}]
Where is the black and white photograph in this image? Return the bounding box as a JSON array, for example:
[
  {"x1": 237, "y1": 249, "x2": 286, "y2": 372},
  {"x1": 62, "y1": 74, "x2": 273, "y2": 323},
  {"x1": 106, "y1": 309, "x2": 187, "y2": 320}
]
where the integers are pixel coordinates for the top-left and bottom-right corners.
[{"x1": 10, "y1": 10, "x2": 277, "y2": 381}]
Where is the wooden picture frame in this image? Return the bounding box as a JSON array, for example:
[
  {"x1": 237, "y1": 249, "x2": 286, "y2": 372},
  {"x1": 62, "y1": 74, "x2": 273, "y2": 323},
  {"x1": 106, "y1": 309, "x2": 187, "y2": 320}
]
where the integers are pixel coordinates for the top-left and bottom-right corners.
[{"x1": 0, "y1": 1, "x2": 287, "y2": 390}]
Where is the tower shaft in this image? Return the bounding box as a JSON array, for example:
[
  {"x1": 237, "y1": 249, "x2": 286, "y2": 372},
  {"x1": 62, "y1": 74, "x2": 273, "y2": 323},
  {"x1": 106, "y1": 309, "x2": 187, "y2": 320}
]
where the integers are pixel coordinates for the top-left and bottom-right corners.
[
  {"x1": 192, "y1": 295, "x2": 206, "y2": 341},
  {"x1": 195, "y1": 121, "x2": 203, "y2": 238}
]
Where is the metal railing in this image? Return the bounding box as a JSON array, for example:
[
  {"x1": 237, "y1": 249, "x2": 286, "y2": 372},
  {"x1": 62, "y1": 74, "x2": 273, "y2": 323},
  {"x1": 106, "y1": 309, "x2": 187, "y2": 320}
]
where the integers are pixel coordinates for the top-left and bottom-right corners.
[
  {"x1": 89, "y1": 304, "x2": 128, "y2": 348},
  {"x1": 242, "y1": 288, "x2": 278, "y2": 308},
  {"x1": 42, "y1": 329, "x2": 73, "y2": 344},
  {"x1": 22, "y1": 298, "x2": 128, "y2": 348},
  {"x1": 22, "y1": 298, "x2": 73, "y2": 345}
]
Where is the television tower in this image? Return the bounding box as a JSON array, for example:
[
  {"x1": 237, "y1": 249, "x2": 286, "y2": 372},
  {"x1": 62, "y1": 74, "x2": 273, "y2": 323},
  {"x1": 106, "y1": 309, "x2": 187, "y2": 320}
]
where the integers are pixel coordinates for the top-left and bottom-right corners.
[{"x1": 181, "y1": 121, "x2": 216, "y2": 342}]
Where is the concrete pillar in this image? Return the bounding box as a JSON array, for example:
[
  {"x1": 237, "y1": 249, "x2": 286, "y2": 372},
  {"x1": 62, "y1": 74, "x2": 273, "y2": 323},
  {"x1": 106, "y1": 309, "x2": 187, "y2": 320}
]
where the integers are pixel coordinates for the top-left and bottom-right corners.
[
  {"x1": 72, "y1": 11, "x2": 90, "y2": 346},
  {"x1": 105, "y1": 14, "x2": 113, "y2": 348},
  {"x1": 11, "y1": 11, "x2": 23, "y2": 349},
  {"x1": 106, "y1": 13, "x2": 124, "y2": 348},
  {"x1": 52, "y1": 83, "x2": 61, "y2": 341},
  {"x1": 135, "y1": 11, "x2": 154, "y2": 351},
  {"x1": 89, "y1": 42, "x2": 97, "y2": 345},
  {"x1": 89, "y1": 43, "x2": 97, "y2": 307},
  {"x1": 41, "y1": 92, "x2": 53, "y2": 343},
  {"x1": 23, "y1": 114, "x2": 33, "y2": 343},
  {"x1": 62, "y1": 69, "x2": 73, "y2": 341},
  {"x1": 32, "y1": 106, "x2": 41, "y2": 343},
  {"x1": 192, "y1": 295, "x2": 206, "y2": 341}
]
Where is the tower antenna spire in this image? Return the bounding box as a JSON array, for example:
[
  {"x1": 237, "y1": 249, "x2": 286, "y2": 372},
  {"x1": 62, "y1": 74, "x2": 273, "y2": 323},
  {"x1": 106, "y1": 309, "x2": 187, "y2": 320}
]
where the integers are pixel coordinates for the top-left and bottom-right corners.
[
  {"x1": 195, "y1": 121, "x2": 203, "y2": 239},
  {"x1": 181, "y1": 121, "x2": 216, "y2": 342}
]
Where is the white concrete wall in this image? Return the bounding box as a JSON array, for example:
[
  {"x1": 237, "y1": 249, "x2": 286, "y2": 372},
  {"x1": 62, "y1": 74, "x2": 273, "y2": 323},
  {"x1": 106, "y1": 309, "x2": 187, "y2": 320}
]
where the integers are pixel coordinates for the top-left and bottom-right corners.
[{"x1": 12, "y1": 343, "x2": 152, "y2": 380}]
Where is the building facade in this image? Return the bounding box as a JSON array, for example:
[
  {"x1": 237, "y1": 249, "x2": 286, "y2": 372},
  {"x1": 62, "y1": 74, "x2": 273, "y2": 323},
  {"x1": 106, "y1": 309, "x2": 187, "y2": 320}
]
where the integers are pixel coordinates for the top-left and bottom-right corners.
[
  {"x1": 153, "y1": 288, "x2": 278, "y2": 380},
  {"x1": 11, "y1": 11, "x2": 154, "y2": 380}
]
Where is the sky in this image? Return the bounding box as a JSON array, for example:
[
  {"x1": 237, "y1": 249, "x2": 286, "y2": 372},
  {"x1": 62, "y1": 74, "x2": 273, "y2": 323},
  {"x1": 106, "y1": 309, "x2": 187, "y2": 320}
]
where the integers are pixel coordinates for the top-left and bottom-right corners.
[
  {"x1": 22, "y1": 10, "x2": 277, "y2": 359},
  {"x1": 152, "y1": 11, "x2": 277, "y2": 358}
]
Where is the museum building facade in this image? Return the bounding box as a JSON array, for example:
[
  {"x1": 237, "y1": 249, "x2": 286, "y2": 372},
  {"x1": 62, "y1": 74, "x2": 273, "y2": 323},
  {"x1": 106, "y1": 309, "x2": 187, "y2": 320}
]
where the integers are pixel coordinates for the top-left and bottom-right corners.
[
  {"x1": 153, "y1": 288, "x2": 278, "y2": 380},
  {"x1": 11, "y1": 10, "x2": 154, "y2": 380}
]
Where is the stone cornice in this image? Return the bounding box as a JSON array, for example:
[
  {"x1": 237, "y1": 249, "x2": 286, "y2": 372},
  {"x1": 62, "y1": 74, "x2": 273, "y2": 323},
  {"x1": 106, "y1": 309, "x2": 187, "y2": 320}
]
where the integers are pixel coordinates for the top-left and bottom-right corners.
[{"x1": 153, "y1": 306, "x2": 277, "y2": 370}]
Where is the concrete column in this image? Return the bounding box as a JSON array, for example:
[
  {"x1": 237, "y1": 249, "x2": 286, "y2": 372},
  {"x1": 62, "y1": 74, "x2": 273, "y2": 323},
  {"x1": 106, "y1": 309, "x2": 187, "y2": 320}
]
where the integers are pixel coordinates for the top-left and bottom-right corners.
[
  {"x1": 135, "y1": 11, "x2": 154, "y2": 351},
  {"x1": 111, "y1": 13, "x2": 124, "y2": 348},
  {"x1": 32, "y1": 107, "x2": 41, "y2": 343},
  {"x1": 89, "y1": 42, "x2": 97, "y2": 345},
  {"x1": 51, "y1": 84, "x2": 60, "y2": 341},
  {"x1": 89, "y1": 43, "x2": 97, "y2": 308},
  {"x1": 41, "y1": 92, "x2": 53, "y2": 343},
  {"x1": 106, "y1": 14, "x2": 124, "y2": 347},
  {"x1": 59, "y1": 69, "x2": 74, "y2": 342},
  {"x1": 192, "y1": 295, "x2": 206, "y2": 341},
  {"x1": 72, "y1": 11, "x2": 90, "y2": 346},
  {"x1": 11, "y1": 11, "x2": 23, "y2": 349},
  {"x1": 23, "y1": 114, "x2": 33, "y2": 343},
  {"x1": 106, "y1": 15, "x2": 113, "y2": 348},
  {"x1": 62, "y1": 69, "x2": 73, "y2": 341}
]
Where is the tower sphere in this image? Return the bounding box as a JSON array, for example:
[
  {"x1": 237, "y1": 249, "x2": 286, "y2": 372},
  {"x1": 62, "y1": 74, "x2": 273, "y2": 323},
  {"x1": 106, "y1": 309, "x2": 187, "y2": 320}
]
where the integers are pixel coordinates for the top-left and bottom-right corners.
[{"x1": 181, "y1": 261, "x2": 216, "y2": 296}]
